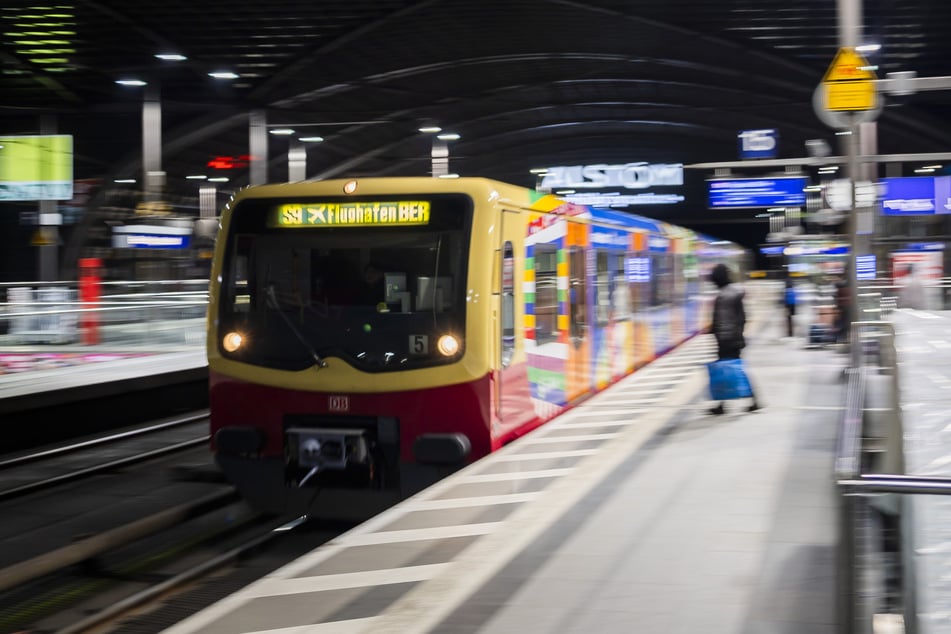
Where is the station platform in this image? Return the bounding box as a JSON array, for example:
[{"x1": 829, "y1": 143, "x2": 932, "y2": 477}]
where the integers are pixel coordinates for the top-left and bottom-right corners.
[{"x1": 157, "y1": 291, "x2": 858, "y2": 634}]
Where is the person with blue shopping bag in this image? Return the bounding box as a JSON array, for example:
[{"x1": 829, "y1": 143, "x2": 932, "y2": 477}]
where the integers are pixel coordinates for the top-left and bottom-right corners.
[{"x1": 708, "y1": 263, "x2": 761, "y2": 415}]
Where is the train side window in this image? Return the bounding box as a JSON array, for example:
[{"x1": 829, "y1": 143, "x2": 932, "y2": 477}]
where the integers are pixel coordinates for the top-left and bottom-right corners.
[
  {"x1": 595, "y1": 250, "x2": 610, "y2": 327},
  {"x1": 612, "y1": 253, "x2": 630, "y2": 320},
  {"x1": 501, "y1": 241, "x2": 515, "y2": 367},
  {"x1": 533, "y1": 245, "x2": 558, "y2": 345}
]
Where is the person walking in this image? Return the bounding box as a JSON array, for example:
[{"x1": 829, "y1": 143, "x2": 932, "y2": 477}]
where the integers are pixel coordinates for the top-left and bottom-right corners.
[
  {"x1": 709, "y1": 263, "x2": 761, "y2": 415},
  {"x1": 783, "y1": 277, "x2": 797, "y2": 338}
]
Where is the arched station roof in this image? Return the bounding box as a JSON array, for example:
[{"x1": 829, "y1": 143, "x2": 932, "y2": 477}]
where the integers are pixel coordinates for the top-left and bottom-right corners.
[{"x1": 4, "y1": 0, "x2": 951, "y2": 258}]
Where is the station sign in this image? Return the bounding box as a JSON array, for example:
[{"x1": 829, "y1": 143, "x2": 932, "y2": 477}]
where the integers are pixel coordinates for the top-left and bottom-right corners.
[
  {"x1": 880, "y1": 176, "x2": 951, "y2": 215},
  {"x1": 738, "y1": 129, "x2": 778, "y2": 159},
  {"x1": 539, "y1": 163, "x2": 683, "y2": 190},
  {"x1": 707, "y1": 177, "x2": 808, "y2": 209},
  {"x1": 112, "y1": 224, "x2": 192, "y2": 249}
]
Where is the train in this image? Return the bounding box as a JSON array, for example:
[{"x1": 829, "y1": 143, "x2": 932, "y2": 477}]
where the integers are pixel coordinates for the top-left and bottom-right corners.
[{"x1": 206, "y1": 176, "x2": 747, "y2": 518}]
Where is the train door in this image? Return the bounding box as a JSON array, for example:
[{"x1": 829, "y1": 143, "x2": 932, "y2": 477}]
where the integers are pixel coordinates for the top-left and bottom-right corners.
[
  {"x1": 495, "y1": 219, "x2": 536, "y2": 440},
  {"x1": 630, "y1": 232, "x2": 654, "y2": 367},
  {"x1": 565, "y1": 228, "x2": 590, "y2": 401}
]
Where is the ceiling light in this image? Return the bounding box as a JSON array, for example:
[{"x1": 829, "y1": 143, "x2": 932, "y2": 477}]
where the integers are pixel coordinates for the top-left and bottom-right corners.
[
  {"x1": 208, "y1": 71, "x2": 238, "y2": 79},
  {"x1": 115, "y1": 79, "x2": 146, "y2": 86},
  {"x1": 114, "y1": 179, "x2": 136, "y2": 183},
  {"x1": 856, "y1": 44, "x2": 881, "y2": 53},
  {"x1": 186, "y1": 175, "x2": 207, "y2": 180},
  {"x1": 419, "y1": 126, "x2": 442, "y2": 133},
  {"x1": 529, "y1": 168, "x2": 548, "y2": 174},
  {"x1": 438, "y1": 173, "x2": 460, "y2": 179},
  {"x1": 299, "y1": 136, "x2": 324, "y2": 142},
  {"x1": 269, "y1": 128, "x2": 295, "y2": 135},
  {"x1": 208, "y1": 177, "x2": 229, "y2": 182},
  {"x1": 436, "y1": 133, "x2": 460, "y2": 141},
  {"x1": 155, "y1": 53, "x2": 186, "y2": 61}
]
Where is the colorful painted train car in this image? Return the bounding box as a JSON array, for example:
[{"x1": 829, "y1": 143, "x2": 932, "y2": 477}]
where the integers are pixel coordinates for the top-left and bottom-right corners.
[{"x1": 207, "y1": 177, "x2": 747, "y2": 517}]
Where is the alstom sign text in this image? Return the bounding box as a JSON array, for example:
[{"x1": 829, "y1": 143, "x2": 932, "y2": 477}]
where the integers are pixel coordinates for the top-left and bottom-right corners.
[{"x1": 540, "y1": 163, "x2": 683, "y2": 190}]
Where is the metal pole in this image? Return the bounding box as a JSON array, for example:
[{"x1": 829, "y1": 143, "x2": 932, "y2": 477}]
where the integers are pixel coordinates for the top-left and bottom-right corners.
[{"x1": 838, "y1": 0, "x2": 862, "y2": 369}]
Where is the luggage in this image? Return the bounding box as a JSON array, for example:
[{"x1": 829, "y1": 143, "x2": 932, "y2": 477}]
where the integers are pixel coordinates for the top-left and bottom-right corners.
[
  {"x1": 808, "y1": 323, "x2": 834, "y2": 345},
  {"x1": 707, "y1": 358, "x2": 753, "y2": 401}
]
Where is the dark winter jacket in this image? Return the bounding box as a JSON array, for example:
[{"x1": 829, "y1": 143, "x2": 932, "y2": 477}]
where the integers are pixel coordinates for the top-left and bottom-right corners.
[{"x1": 712, "y1": 282, "x2": 747, "y2": 355}]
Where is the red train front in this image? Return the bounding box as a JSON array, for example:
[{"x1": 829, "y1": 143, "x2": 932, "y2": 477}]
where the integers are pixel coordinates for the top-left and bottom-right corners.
[{"x1": 207, "y1": 178, "x2": 498, "y2": 518}]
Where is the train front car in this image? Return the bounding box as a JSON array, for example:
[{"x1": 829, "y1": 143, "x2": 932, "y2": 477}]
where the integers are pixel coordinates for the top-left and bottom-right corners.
[{"x1": 207, "y1": 178, "x2": 494, "y2": 518}]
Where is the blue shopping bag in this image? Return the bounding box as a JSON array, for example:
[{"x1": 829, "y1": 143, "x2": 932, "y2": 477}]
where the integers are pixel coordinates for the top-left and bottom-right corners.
[{"x1": 707, "y1": 358, "x2": 753, "y2": 400}]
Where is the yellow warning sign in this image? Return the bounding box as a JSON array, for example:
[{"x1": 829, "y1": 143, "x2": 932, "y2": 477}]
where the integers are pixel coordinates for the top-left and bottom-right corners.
[
  {"x1": 822, "y1": 47, "x2": 876, "y2": 82},
  {"x1": 822, "y1": 47, "x2": 877, "y2": 111}
]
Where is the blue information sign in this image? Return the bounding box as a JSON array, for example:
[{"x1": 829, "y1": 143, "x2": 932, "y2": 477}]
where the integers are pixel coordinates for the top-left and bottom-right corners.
[
  {"x1": 738, "y1": 129, "x2": 779, "y2": 160},
  {"x1": 856, "y1": 254, "x2": 876, "y2": 280},
  {"x1": 708, "y1": 177, "x2": 807, "y2": 209},
  {"x1": 880, "y1": 176, "x2": 951, "y2": 215}
]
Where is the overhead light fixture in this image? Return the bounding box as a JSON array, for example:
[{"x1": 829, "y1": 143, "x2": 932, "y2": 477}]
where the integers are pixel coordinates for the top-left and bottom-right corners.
[
  {"x1": 419, "y1": 126, "x2": 442, "y2": 133},
  {"x1": 299, "y1": 136, "x2": 324, "y2": 142},
  {"x1": 856, "y1": 43, "x2": 881, "y2": 53},
  {"x1": 914, "y1": 168, "x2": 935, "y2": 174},
  {"x1": 438, "y1": 173, "x2": 460, "y2": 179},
  {"x1": 155, "y1": 53, "x2": 186, "y2": 61},
  {"x1": 186, "y1": 175, "x2": 207, "y2": 180},
  {"x1": 116, "y1": 79, "x2": 146, "y2": 86},
  {"x1": 269, "y1": 128, "x2": 295, "y2": 135},
  {"x1": 529, "y1": 168, "x2": 548, "y2": 174},
  {"x1": 208, "y1": 177, "x2": 229, "y2": 182},
  {"x1": 436, "y1": 133, "x2": 460, "y2": 141},
  {"x1": 921, "y1": 164, "x2": 942, "y2": 170},
  {"x1": 208, "y1": 71, "x2": 238, "y2": 79},
  {"x1": 114, "y1": 179, "x2": 136, "y2": 183}
]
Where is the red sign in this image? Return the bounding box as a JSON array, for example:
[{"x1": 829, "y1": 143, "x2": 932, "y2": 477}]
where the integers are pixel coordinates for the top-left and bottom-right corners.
[{"x1": 207, "y1": 155, "x2": 253, "y2": 169}]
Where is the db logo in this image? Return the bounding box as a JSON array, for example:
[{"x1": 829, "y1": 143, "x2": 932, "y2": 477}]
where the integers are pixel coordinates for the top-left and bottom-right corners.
[{"x1": 329, "y1": 395, "x2": 350, "y2": 412}]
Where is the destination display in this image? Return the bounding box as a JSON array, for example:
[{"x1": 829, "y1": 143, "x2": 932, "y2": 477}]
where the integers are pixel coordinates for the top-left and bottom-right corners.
[
  {"x1": 270, "y1": 201, "x2": 431, "y2": 227},
  {"x1": 708, "y1": 177, "x2": 808, "y2": 209},
  {"x1": 880, "y1": 176, "x2": 951, "y2": 215}
]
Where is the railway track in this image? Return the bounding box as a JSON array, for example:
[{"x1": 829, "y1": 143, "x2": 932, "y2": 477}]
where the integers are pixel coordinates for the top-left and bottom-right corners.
[{"x1": 0, "y1": 413, "x2": 357, "y2": 633}]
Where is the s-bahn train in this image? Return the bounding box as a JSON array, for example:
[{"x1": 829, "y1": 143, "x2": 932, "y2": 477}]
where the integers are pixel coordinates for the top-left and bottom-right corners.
[{"x1": 207, "y1": 176, "x2": 747, "y2": 518}]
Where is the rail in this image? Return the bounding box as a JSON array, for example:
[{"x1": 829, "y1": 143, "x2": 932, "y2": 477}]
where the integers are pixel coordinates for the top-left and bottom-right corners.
[{"x1": 836, "y1": 319, "x2": 951, "y2": 634}]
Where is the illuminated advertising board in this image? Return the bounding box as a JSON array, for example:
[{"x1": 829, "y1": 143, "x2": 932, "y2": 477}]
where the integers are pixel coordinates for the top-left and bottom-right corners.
[
  {"x1": 880, "y1": 176, "x2": 951, "y2": 215},
  {"x1": 707, "y1": 177, "x2": 807, "y2": 209},
  {"x1": 0, "y1": 135, "x2": 73, "y2": 201},
  {"x1": 270, "y1": 201, "x2": 431, "y2": 228}
]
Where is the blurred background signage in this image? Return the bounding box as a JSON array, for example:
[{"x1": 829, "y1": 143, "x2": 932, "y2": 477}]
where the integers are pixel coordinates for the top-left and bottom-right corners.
[
  {"x1": 738, "y1": 129, "x2": 778, "y2": 159},
  {"x1": 0, "y1": 135, "x2": 73, "y2": 201},
  {"x1": 880, "y1": 176, "x2": 951, "y2": 215},
  {"x1": 707, "y1": 177, "x2": 807, "y2": 209},
  {"x1": 539, "y1": 162, "x2": 683, "y2": 190}
]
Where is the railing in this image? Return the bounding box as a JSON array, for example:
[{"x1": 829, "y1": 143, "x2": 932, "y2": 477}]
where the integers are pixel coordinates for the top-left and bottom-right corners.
[
  {"x1": 836, "y1": 319, "x2": 951, "y2": 634},
  {"x1": 0, "y1": 279, "x2": 209, "y2": 350}
]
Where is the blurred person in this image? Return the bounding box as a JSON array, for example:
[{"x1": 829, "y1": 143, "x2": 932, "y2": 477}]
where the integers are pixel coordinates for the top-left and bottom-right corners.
[
  {"x1": 359, "y1": 262, "x2": 386, "y2": 306},
  {"x1": 708, "y1": 263, "x2": 761, "y2": 415},
  {"x1": 782, "y1": 277, "x2": 797, "y2": 338},
  {"x1": 833, "y1": 272, "x2": 852, "y2": 344},
  {"x1": 899, "y1": 263, "x2": 926, "y2": 309}
]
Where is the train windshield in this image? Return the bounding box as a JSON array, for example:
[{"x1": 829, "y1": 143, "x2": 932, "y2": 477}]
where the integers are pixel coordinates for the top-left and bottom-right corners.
[{"x1": 218, "y1": 194, "x2": 472, "y2": 372}]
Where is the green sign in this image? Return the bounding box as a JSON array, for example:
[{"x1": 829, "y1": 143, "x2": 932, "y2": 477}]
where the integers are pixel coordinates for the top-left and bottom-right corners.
[{"x1": 0, "y1": 135, "x2": 74, "y2": 201}]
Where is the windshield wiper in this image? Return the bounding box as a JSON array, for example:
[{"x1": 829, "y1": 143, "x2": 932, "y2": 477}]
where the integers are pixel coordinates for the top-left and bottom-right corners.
[{"x1": 266, "y1": 285, "x2": 329, "y2": 369}]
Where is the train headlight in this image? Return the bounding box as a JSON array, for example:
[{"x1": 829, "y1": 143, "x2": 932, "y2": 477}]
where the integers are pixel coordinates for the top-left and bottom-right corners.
[
  {"x1": 222, "y1": 331, "x2": 244, "y2": 352},
  {"x1": 437, "y1": 334, "x2": 460, "y2": 357}
]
